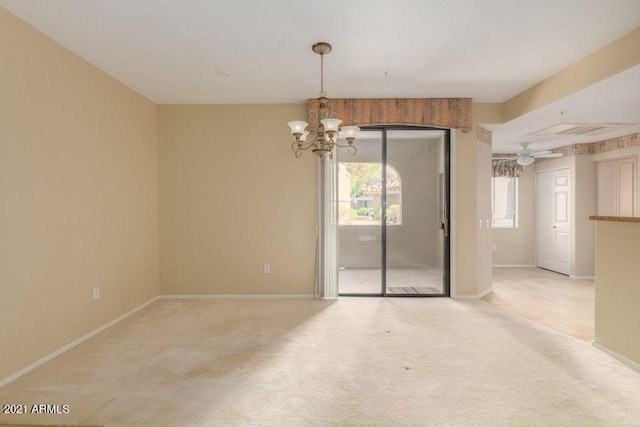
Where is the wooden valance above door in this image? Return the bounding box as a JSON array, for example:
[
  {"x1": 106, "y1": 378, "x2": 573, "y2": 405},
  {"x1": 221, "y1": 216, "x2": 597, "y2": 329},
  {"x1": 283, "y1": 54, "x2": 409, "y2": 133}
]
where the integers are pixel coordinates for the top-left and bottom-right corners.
[{"x1": 306, "y1": 98, "x2": 472, "y2": 132}]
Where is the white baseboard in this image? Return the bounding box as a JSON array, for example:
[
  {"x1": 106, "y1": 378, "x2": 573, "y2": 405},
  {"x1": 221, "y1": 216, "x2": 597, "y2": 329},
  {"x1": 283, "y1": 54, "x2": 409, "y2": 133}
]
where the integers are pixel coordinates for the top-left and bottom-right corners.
[
  {"x1": 160, "y1": 294, "x2": 315, "y2": 299},
  {"x1": 454, "y1": 288, "x2": 493, "y2": 299},
  {"x1": 0, "y1": 295, "x2": 160, "y2": 389},
  {"x1": 570, "y1": 275, "x2": 595, "y2": 280},
  {"x1": 492, "y1": 264, "x2": 537, "y2": 268},
  {"x1": 592, "y1": 342, "x2": 640, "y2": 372},
  {"x1": 477, "y1": 288, "x2": 493, "y2": 298}
]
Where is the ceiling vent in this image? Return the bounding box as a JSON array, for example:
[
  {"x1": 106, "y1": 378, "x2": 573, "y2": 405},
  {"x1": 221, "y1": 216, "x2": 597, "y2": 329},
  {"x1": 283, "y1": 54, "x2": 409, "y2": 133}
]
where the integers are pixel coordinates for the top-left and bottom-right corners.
[{"x1": 529, "y1": 123, "x2": 636, "y2": 137}]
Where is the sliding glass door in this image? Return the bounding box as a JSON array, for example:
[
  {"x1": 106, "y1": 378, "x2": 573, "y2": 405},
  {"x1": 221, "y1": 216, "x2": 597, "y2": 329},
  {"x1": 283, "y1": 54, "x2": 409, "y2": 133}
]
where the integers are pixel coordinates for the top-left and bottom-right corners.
[
  {"x1": 337, "y1": 127, "x2": 450, "y2": 297},
  {"x1": 336, "y1": 130, "x2": 383, "y2": 294}
]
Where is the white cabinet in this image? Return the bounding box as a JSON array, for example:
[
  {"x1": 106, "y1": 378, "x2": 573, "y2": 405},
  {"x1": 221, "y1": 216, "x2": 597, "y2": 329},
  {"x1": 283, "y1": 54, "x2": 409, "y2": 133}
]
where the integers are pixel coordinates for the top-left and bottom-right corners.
[{"x1": 597, "y1": 157, "x2": 636, "y2": 217}]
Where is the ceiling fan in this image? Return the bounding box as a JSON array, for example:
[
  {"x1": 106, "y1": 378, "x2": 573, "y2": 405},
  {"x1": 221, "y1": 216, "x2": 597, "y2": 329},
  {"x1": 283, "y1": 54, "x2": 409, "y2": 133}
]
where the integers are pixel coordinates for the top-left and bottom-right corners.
[{"x1": 515, "y1": 142, "x2": 563, "y2": 165}]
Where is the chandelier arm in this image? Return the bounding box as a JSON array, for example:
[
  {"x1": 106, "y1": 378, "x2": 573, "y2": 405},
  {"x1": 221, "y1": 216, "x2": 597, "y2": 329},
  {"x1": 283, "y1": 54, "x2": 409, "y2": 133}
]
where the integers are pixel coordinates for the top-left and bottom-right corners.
[
  {"x1": 295, "y1": 141, "x2": 316, "y2": 151},
  {"x1": 333, "y1": 142, "x2": 353, "y2": 149},
  {"x1": 293, "y1": 142, "x2": 316, "y2": 157}
]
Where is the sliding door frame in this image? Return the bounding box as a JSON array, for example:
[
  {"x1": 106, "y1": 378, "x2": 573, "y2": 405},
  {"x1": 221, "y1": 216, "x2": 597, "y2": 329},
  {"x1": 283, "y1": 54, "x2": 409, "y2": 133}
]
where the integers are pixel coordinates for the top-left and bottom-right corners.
[{"x1": 338, "y1": 125, "x2": 451, "y2": 298}]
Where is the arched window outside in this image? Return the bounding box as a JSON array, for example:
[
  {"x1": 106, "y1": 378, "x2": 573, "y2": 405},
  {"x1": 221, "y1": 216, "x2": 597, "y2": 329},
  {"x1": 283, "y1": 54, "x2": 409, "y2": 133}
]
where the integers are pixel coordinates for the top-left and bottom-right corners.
[{"x1": 338, "y1": 162, "x2": 402, "y2": 225}]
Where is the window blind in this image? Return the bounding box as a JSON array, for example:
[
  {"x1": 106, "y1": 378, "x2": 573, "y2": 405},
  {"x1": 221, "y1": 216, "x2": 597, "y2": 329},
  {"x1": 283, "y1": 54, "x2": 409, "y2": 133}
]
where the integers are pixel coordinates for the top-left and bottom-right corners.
[{"x1": 492, "y1": 177, "x2": 517, "y2": 228}]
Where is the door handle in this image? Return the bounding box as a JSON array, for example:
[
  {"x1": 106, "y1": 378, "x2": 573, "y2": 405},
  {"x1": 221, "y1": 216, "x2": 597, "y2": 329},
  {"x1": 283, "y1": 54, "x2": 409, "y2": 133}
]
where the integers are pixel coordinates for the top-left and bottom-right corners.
[{"x1": 443, "y1": 217, "x2": 449, "y2": 238}]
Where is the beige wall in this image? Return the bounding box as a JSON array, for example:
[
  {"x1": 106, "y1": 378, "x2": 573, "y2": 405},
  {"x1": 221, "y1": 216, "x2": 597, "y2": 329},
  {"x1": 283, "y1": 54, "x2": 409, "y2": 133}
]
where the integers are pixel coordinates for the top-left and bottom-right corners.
[
  {"x1": 0, "y1": 9, "x2": 159, "y2": 381},
  {"x1": 476, "y1": 140, "x2": 493, "y2": 296},
  {"x1": 455, "y1": 103, "x2": 503, "y2": 296},
  {"x1": 594, "y1": 220, "x2": 640, "y2": 366},
  {"x1": 453, "y1": 133, "x2": 475, "y2": 295},
  {"x1": 574, "y1": 155, "x2": 597, "y2": 277},
  {"x1": 492, "y1": 164, "x2": 536, "y2": 266},
  {"x1": 159, "y1": 102, "x2": 503, "y2": 298},
  {"x1": 157, "y1": 104, "x2": 317, "y2": 295}
]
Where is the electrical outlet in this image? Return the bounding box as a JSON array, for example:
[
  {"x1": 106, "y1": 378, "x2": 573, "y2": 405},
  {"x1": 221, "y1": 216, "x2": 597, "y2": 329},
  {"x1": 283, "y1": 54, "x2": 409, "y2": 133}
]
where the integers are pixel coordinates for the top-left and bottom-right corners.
[
  {"x1": 492, "y1": 243, "x2": 497, "y2": 251},
  {"x1": 479, "y1": 219, "x2": 483, "y2": 229},
  {"x1": 263, "y1": 264, "x2": 270, "y2": 274},
  {"x1": 486, "y1": 219, "x2": 490, "y2": 228},
  {"x1": 92, "y1": 287, "x2": 100, "y2": 300}
]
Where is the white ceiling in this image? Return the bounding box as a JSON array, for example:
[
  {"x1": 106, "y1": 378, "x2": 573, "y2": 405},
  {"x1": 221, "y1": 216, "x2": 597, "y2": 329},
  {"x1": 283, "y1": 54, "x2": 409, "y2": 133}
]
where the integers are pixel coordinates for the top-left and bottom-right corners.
[
  {"x1": 487, "y1": 65, "x2": 640, "y2": 153},
  {"x1": 1, "y1": 0, "x2": 639, "y2": 152}
]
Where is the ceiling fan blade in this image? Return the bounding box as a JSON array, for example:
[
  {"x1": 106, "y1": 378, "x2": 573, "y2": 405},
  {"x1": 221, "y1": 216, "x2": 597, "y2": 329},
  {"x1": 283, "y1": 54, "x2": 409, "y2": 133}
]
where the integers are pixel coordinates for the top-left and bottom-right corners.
[
  {"x1": 533, "y1": 153, "x2": 564, "y2": 158},
  {"x1": 530, "y1": 150, "x2": 552, "y2": 156}
]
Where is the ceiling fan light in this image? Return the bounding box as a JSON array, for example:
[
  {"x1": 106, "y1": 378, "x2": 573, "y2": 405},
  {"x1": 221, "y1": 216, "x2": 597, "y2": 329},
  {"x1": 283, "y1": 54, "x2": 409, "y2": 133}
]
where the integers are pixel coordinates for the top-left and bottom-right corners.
[{"x1": 517, "y1": 155, "x2": 535, "y2": 166}]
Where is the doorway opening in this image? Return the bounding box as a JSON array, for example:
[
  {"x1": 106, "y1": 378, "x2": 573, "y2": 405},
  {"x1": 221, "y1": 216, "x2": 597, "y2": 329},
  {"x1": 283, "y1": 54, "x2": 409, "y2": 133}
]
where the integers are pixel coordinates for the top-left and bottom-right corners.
[{"x1": 337, "y1": 127, "x2": 450, "y2": 297}]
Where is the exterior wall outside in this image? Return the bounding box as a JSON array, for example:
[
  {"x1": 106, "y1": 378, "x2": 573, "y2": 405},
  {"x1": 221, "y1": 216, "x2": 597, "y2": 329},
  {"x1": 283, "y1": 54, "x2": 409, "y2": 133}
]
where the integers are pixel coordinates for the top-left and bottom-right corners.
[{"x1": 338, "y1": 136, "x2": 441, "y2": 270}]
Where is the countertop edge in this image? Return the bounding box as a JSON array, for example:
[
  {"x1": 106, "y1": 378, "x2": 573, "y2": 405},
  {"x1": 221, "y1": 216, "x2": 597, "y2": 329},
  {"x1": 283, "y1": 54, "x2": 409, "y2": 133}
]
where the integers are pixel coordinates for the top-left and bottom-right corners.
[{"x1": 589, "y1": 216, "x2": 640, "y2": 223}]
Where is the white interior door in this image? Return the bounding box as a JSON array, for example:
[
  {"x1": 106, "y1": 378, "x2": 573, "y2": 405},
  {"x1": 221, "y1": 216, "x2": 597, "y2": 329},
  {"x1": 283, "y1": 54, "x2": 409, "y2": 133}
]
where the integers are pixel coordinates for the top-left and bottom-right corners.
[{"x1": 537, "y1": 168, "x2": 570, "y2": 275}]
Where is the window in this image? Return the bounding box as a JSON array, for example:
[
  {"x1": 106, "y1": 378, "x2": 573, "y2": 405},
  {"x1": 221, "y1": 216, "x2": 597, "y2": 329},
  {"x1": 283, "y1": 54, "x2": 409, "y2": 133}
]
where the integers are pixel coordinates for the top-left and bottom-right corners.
[
  {"x1": 338, "y1": 162, "x2": 402, "y2": 225},
  {"x1": 492, "y1": 177, "x2": 518, "y2": 229}
]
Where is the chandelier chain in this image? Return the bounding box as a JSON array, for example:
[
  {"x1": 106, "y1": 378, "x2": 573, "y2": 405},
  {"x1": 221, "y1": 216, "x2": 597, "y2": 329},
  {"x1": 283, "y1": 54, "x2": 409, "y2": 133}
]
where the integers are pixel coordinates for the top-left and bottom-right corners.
[{"x1": 319, "y1": 53, "x2": 326, "y2": 98}]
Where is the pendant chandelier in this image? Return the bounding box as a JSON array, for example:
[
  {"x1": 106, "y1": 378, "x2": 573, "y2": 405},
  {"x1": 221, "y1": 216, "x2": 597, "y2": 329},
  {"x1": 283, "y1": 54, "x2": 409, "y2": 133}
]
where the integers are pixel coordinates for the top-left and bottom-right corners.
[{"x1": 288, "y1": 42, "x2": 360, "y2": 159}]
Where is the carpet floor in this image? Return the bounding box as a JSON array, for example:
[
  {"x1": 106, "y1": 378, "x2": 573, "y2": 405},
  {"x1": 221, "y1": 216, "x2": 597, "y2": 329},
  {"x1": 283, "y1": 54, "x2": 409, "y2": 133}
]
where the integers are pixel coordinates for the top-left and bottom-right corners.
[
  {"x1": 485, "y1": 267, "x2": 594, "y2": 342},
  {"x1": 1, "y1": 298, "x2": 639, "y2": 426}
]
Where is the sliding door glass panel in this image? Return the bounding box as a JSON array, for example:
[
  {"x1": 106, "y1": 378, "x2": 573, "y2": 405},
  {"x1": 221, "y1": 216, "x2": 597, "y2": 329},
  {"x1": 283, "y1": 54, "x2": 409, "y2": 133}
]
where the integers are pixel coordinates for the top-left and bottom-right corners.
[
  {"x1": 385, "y1": 130, "x2": 445, "y2": 295},
  {"x1": 337, "y1": 131, "x2": 383, "y2": 295}
]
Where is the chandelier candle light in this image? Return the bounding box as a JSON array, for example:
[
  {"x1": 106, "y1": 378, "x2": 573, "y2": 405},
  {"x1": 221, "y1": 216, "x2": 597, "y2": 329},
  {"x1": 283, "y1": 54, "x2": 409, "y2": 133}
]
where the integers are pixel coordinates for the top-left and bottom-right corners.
[{"x1": 288, "y1": 42, "x2": 360, "y2": 159}]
